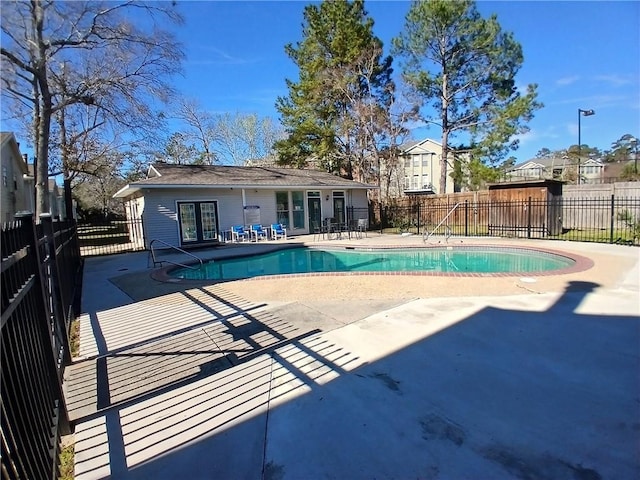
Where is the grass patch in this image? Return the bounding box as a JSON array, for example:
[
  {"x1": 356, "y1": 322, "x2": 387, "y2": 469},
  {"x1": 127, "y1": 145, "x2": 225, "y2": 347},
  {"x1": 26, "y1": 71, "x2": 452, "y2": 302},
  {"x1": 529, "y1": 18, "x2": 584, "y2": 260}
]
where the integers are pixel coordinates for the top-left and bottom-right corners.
[
  {"x1": 549, "y1": 228, "x2": 638, "y2": 244},
  {"x1": 58, "y1": 438, "x2": 74, "y2": 480},
  {"x1": 59, "y1": 325, "x2": 79, "y2": 479},
  {"x1": 69, "y1": 319, "x2": 80, "y2": 358}
]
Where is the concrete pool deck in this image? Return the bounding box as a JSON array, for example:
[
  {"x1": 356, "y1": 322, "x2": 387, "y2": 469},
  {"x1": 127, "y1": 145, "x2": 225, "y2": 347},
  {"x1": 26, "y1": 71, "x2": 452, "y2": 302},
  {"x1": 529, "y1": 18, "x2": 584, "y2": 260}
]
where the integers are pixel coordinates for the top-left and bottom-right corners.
[{"x1": 66, "y1": 234, "x2": 640, "y2": 479}]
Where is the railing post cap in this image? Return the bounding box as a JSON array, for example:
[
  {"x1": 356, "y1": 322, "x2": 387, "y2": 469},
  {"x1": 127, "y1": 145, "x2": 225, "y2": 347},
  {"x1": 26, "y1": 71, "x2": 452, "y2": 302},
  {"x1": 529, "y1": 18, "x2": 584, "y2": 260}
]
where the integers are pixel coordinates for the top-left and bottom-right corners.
[{"x1": 15, "y1": 211, "x2": 34, "y2": 219}]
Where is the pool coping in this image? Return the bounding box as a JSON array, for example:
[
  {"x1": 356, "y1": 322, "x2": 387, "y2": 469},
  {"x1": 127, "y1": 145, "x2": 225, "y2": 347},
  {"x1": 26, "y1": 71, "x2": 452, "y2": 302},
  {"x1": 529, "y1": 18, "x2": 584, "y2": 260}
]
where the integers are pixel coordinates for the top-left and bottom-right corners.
[{"x1": 150, "y1": 243, "x2": 595, "y2": 284}]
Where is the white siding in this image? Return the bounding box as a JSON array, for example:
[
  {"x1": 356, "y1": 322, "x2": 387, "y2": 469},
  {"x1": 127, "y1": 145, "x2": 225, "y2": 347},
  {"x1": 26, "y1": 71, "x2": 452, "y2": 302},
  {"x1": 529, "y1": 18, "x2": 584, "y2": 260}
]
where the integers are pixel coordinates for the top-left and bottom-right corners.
[
  {"x1": 140, "y1": 190, "x2": 179, "y2": 247},
  {"x1": 241, "y1": 190, "x2": 277, "y2": 228},
  {"x1": 141, "y1": 188, "x2": 243, "y2": 247},
  {"x1": 217, "y1": 190, "x2": 250, "y2": 229},
  {"x1": 1, "y1": 140, "x2": 29, "y2": 221},
  {"x1": 124, "y1": 196, "x2": 145, "y2": 247},
  {"x1": 351, "y1": 190, "x2": 368, "y2": 210},
  {"x1": 139, "y1": 187, "x2": 371, "y2": 244}
]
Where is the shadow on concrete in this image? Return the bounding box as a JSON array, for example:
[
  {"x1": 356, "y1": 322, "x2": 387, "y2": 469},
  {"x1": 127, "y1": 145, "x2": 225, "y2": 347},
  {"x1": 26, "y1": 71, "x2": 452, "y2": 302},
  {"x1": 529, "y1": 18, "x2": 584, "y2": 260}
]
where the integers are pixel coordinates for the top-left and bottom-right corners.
[
  {"x1": 68, "y1": 282, "x2": 363, "y2": 479},
  {"x1": 70, "y1": 281, "x2": 640, "y2": 479}
]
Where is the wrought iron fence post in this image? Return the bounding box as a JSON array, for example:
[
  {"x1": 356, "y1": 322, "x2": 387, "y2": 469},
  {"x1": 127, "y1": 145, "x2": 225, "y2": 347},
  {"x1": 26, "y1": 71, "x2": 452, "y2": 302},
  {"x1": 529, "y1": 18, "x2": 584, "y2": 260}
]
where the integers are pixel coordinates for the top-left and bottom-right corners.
[
  {"x1": 527, "y1": 197, "x2": 532, "y2": 239},
  {"x1": 40, "y1": 214, "x2": 72, "y2": 366},
  {"x1": 14, "y1": 212, "x2": 71, "y2": 436},
  {"x1": 610, "y1": 194, "x2": 615, "y2": 244},
  {"x1": 464, "y1": 200, "x2": 469, "y2": 236},
  {"x1": 417, "y1": 202, "x2": 421, "y2": 235}
]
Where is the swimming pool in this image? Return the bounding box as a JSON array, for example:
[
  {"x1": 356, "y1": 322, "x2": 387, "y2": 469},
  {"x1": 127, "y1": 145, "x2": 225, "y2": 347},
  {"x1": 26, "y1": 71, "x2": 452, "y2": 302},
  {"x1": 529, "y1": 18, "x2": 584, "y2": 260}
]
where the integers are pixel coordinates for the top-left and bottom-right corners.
[{"x1": 169, "y1": 246, "x2": 577, "y2": 281}]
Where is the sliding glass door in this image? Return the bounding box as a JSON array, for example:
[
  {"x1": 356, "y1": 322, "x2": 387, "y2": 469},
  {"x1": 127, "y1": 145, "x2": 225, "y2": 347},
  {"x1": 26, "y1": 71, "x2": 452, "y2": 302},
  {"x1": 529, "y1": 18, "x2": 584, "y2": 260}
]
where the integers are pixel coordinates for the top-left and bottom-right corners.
[{"x1": 276, "y1": 191, "x2": 307, "y2": 231}]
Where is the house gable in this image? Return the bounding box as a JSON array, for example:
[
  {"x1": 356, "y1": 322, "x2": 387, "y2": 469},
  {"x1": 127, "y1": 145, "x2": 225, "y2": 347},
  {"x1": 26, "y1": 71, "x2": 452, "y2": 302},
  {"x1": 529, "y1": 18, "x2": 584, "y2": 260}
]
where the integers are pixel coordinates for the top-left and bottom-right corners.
[
  {"x1": 147, "y1": 164, "x2": 163, "y2": 178},
  {"x1": 402, "y1": 138, "x2": 441, "y2": 156},
  {"x1": 1, "y1": 132, "x2": 28, "y2": 174},
  {"x1": 581, "y1": 158, "x2": 603, "y2": 167},
  {"x1": 515, "y1": 161, "x2": 545, "y2": 170}
]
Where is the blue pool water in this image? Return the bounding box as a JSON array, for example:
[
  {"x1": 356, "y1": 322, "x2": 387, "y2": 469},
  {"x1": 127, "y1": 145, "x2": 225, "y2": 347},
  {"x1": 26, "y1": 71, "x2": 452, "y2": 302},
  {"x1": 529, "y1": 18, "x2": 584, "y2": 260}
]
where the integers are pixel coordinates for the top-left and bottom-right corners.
[{"x1": 170, "y1": 246, "x2": 575, "y2": 281}]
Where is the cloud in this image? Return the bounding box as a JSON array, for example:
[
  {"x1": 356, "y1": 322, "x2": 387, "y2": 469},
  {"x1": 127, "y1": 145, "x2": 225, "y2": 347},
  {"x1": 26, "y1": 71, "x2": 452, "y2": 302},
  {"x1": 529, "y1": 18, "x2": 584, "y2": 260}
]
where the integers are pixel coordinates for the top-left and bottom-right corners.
[
  {"x1": 593, "y1": 74, "x2": 635, "y2": 87},
  {"x1": 549, "y1": 94, "x2": 631, "y2": 108},
  {"x1": 514, "y1": 126, "x2": 560, "y2": 145},
  {"x1": 513, "y1": 130, "x2": 537, "y2": 144},
  {"x1": 555, "y1": 76, "x2": 580, "y2": 86},
  {"x1": 187, "y1": 45, "x2": 257, "y2": 66}
]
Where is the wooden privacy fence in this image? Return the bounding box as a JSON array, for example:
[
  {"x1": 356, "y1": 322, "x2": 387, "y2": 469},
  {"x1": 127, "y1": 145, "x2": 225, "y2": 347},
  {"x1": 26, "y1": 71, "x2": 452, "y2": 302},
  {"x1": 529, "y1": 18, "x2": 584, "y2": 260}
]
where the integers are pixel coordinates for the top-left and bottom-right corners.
[
  {"x1": 1, "y1": 214, "x2": 83, "y2": 480},
  {"x1": 373, "y1": 196, "x2": 640, "y2": 245}
]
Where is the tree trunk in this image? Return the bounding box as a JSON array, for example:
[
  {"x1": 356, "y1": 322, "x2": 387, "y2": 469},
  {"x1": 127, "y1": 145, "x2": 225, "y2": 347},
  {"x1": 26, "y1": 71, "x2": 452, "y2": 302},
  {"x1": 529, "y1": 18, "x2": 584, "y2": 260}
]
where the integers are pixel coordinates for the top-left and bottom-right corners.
[
  {"x1": 440, "y1": 72, "x2": 449, "y2": 194},
  {"x1": 35, "y1": 93, "x2": 51, "y2": 217},
  {"x1": 34, "y1": 0, "x2": 50, "y2": 218}
]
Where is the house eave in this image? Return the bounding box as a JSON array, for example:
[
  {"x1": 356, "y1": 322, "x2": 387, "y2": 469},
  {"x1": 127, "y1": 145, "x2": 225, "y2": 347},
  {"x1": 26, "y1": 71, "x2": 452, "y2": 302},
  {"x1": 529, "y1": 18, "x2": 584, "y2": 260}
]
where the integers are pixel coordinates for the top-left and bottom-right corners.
[
  {"x1": 404, "y1": 187, "x2": 436, "y2": 196},
  {"x1": 113, "y1": 182, "x2": 377, "y2": 199}
]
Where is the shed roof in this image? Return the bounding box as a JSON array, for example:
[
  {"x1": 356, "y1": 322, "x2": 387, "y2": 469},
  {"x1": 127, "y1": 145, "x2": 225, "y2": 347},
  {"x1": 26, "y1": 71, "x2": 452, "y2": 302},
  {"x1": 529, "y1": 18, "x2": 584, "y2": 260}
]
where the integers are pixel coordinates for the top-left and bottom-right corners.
[
  {"x1": 114, "y1": 163, "x2": 375, "y2": 198},
  {"x1": 487, "y1": 179, "x2": 565, "y2": 189}
]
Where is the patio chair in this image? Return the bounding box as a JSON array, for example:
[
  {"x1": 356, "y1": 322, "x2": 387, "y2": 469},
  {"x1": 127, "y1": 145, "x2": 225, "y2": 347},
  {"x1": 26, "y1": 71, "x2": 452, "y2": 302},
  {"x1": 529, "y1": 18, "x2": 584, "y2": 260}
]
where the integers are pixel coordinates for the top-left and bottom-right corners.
[
  {"x1": 311, "y1": 220, "x2": 328, "y2": 241},
  {"x1": 231, "y1": 225, "x2": 249, "y2": 242},
  {"x1": 251, "y1": 224, "x2": 268, "y2": 241},
  {"x1": 271, "y1": 223, "x2": 287, "y2": 240}
]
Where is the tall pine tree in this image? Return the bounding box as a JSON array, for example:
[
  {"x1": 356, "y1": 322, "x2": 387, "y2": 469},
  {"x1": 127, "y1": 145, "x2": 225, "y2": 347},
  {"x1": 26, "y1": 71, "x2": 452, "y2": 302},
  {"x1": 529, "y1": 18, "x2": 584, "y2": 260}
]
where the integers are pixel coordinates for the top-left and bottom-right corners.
[
  {"x1": 275, "y1": 0, "x2": 394, "y2": 180},
  {"x1": 393, "y1": 0, "x2": 542, "y2": 193}
]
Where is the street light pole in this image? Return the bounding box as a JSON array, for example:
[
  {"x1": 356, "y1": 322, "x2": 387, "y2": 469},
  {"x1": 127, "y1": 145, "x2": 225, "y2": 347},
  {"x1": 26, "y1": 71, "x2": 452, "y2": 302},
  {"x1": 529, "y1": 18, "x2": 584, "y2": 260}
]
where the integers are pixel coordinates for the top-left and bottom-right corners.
[
  {"x1": 630, "y1": 137, "x2": 638, "y2": 175},
  {"x1": 577, "y1": 108, "x2": 595, "y2": 185}
]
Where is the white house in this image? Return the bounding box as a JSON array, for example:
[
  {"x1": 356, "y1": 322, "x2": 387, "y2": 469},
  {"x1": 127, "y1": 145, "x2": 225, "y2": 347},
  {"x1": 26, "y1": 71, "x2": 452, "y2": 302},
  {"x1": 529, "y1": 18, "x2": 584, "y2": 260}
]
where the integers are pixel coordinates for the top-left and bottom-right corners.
[
  {"x1": 1, "y1": 132, "x2": 31, "y2": 222},
  {"x1": 380, "y1": 138, "x2": 459, "y2": 199},
  {"x1": 506, "y1": 156, "x2": 605, "y2": 184},
  {"x1": 1, "y1": 132, "x2": 69, "y2": 222},
  {"x1": 113, "y1": 163, "x2": 374, "y2": 248}
]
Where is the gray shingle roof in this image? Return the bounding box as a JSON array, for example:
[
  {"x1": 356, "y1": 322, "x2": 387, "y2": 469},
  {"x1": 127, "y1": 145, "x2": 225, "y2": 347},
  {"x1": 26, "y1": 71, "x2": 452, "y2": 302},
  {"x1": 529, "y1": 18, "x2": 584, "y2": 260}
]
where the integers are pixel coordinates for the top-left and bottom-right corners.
[
  {"x1": 147, "y1": 163, "x2": 372, "y2": 187},
  {"x1": 114, "y1": 163, "x2": 375, "y2": 198},
  {"x1": 512, "y1": 157, "x2": 568, "y2": 168}
]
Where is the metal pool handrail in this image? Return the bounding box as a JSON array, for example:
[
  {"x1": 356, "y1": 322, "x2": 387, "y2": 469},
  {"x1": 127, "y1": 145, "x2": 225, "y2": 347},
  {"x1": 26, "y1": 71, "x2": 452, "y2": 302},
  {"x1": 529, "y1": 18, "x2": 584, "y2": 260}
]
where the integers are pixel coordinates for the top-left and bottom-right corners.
[
  {"x1": 149, "y1": 239, "x2": 204, "y2": 270},
  {"x1": 423, "y1": 203, "x2": 460, "y2": 242}
]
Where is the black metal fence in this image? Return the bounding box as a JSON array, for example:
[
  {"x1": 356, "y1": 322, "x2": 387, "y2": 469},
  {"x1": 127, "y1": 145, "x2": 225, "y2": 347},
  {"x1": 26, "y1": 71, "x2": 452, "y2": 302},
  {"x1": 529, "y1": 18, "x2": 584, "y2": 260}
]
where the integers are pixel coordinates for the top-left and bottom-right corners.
[
  {"x1": 375, "y1": 196, "x2": 640, "y2": 246},
  {"x1": 78, "y1": 218, "x2": 145, "y2": 256},
  {"x1": 1, "y1": 214, "x2": 83, "y2": 479},
  {"x1": 346, "y1": 206, "x2": 370, "y2": 226},
  {"x1": 74, "y1": 198, "x2": 640, "y2": 257},
  {"x1": 76, "y1": 212, "x2": 377, "y2": 256}
]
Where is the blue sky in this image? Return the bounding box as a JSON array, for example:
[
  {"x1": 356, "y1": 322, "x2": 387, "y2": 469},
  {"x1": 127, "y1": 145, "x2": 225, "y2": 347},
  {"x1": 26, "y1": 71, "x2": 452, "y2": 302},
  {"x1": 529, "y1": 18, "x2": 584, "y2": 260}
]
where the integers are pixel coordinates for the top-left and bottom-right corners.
[
  {"x1": 1, "y1": 1, "x2": 638, "y2": 165},
  {"x1": 173, "y1": 0, "x2": 640, "y2": 163}
]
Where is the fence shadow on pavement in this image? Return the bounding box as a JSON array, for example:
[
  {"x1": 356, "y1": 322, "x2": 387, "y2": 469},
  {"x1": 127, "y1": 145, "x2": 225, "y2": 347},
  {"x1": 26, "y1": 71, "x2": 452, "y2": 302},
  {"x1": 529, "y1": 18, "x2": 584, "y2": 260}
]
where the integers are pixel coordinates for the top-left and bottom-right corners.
[
  {"x1": 67, "y1": 284, "x2": 363, "y2": 479},
  {"x1": 67, "y1": 280, "x2": 640, "y2": 479}
]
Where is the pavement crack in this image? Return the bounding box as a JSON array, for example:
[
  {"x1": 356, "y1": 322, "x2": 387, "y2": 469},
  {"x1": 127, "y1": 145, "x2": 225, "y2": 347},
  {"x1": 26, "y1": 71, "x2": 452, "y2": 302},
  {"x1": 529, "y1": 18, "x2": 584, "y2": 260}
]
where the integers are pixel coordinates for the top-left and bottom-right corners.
[{"x1": 261, "y1": 354, "x2": 276, "y2": 480}]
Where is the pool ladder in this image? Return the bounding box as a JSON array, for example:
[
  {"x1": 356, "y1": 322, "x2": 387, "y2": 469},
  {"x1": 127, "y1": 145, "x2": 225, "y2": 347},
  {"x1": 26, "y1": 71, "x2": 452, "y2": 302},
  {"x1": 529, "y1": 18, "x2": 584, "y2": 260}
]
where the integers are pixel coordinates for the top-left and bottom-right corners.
[
  {"x1": 148, "y1": 239, "x2": 204, "y2": 270},
  {"x1": 423, "y1": 203, "x2": 460, "y2": 243}
]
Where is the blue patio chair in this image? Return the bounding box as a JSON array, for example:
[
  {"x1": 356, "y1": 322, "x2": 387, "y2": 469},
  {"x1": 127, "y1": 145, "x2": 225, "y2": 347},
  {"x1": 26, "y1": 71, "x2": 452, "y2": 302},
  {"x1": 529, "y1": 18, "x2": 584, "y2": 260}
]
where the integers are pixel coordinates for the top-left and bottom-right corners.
[
  {"x1": 271, "y1": 223, "x2": 287, "y2": 240},
  {"x1": 251, "y1": 224, "x2": 268, "y2": 241},
  {"x1": 231, "y1": 225, "x2": 249, "y2": 242}
]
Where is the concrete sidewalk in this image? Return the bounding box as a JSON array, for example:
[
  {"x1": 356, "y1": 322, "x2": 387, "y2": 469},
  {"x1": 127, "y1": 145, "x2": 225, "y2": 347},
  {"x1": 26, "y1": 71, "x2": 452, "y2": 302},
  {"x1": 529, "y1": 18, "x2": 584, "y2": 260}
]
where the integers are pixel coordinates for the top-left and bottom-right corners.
[{"x1": 66, "y1": 237, "x2": 640, "y2": 479}]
